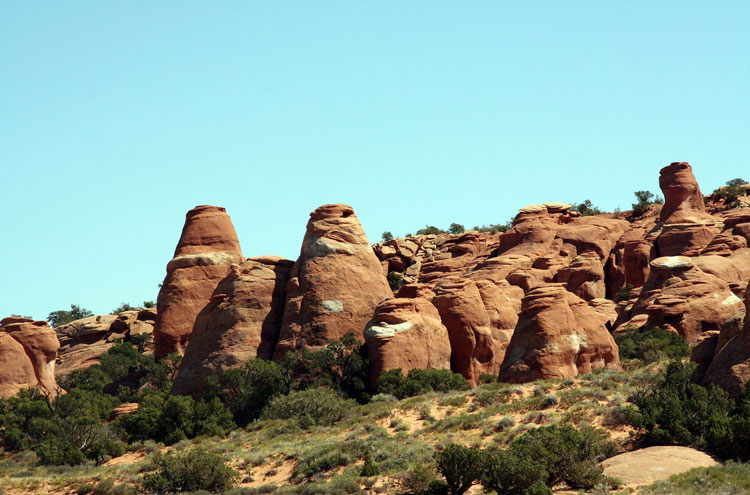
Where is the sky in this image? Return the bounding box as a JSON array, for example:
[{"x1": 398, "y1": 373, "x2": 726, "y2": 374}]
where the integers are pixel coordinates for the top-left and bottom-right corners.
[{"x1": 1, "y1": 1, "x2": 749, "y2": 320}]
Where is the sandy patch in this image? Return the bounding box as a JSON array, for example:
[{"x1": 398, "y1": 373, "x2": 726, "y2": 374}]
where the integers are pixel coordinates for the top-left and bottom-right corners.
[{"x1": 104, "y1": 449, "x2": 145, "y2": 466}]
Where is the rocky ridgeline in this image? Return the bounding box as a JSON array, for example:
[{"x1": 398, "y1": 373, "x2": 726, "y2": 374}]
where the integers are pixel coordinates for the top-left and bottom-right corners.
[{"x1": 5, "y1": 162, "x2": 750, "y2": 399}]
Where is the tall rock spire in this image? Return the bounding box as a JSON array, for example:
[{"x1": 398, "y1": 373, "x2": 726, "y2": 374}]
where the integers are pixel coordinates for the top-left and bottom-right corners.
[
  {"x1": 154, "y1": 205, "x2": 243, "y2": 359},
  {"x1": 274, "y1": 204, "x2": 393, "y2": 358}
]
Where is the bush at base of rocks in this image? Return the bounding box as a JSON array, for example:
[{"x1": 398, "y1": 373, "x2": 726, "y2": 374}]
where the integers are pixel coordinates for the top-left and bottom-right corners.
[
  {"x1": 615, "y1": 327, "x2": 690, "y2": 363},
  {"x1": 377, "y1": 368, "x2": 470, "y2": 399},
  {"x1": 260, "y1": 387, "x2": 354, "y2": 429}
]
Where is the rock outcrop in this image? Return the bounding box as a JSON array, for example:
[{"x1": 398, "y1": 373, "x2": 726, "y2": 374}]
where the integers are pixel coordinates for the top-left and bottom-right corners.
[
  {"x1": 37, "y1": 161, "x2": 750, "y2": 394},
  {"x1": 0, "y1": 318, "x2": 61, "y2": 398},
  {"x1": 613, "y1": 256, "x2": 745, "y2": 345},
  {"x1": 154, "y1": 206, "x2": 243, "y2": 359},
  {"x1": 171, "y1": 256, "x2": 293, "y2": 397},
  {"x1": 56, "y1": 309, "x2": 156, "y2": 376},
  {"x1": 432, "y1": 280, "x2": 517, "y2": 385},
  {"x1": 499, "y1": 285, "x2": 620, "y2": 382},
  {"x1": 365, "y1": 297, "x2": 451, "y2": 387},
  {"x1": 274, "y1": 204, "x2": 393, "y2": 358},
  {"x1": 701, "y1": 285, "x2": 750, "y2": 395}
]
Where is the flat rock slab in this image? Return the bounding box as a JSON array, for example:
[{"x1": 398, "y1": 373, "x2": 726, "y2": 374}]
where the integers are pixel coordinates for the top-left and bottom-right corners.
[{"x1": 601, "y1": 446, "x2": 718, "y2": 486}]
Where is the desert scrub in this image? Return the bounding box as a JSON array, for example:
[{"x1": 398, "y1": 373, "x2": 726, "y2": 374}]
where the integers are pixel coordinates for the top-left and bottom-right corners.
[
  {"x1": 557, "y1": 387, "x2": 608, "y2": 408},
  {"x1": 377, "y1": 368, "x2": 469, "y2": 398},
  {"x1": 615, "y1": 326, "x2": 690, "y2": 363},
  {"x1": 471, "y1": 386, "x2": 514, "y2": 407},
  {"x1": 429, "y1": 412, "x2": 488, "y2": 432},
  {"x1": 389, "y1": 418, "x2": 409, "y2": 432},
  {"x1": 292, "y1": 440, "x2": 367, "y2": 480},
  {"x1": 261, "y1": 387, "x2": 354, "y2": 429},
  {"x1": 438, "y1": 394, "x2": 467, "y2": 408},
  {"x1": 639, "y1": 462, "x2": 750, "y2": 495},
  {"x1": 140, "y1": 447, "x2": 238, "y2": 494}
]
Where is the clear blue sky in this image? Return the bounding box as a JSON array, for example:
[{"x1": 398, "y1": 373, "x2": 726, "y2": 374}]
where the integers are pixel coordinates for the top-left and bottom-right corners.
[{"x1": 2, "y1": 1, "x2": 749, "y2": 320}]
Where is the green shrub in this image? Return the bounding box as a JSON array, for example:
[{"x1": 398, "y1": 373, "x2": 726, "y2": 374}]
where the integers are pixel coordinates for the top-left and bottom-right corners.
[
  {"x1": 481, "y1": 447, "x2": 546, "y2": 495},
  {"x1": 205, "y1": 358, "x2": 287, "y2": 427},
  {"x1": 713, "y1": 178, "x2": 749, "y2": 207},
  {"x1": 140, "y1": 448, "x2": 237, "y2": 494},
  {"x1": 448, "y1": 223, "x2": 465, "y2": 234},
  {"x1": 615, "y1": 327, "x2": 691, "y2": 363},
  {"x1": 508, "y1": 425, "x2": 613, "y2": 489},
  {"x1": 292, "y1": 333, "x2": 371, "y2": 403},
  {"x1": 293, "y1": 442, "x2": 363, "y2": 479},
  {"x1": 416, "y1": 225, "x2": 446, "y2": 235},
  {"x1": 631, "y1": 190, "x2": 664, "y2": 217},
  {"x1": 572, "y1": 199, "x2": 602, "y2": 216},
  {"x1": 122, "y1": 394, "x2": 235, "y2": 445},
  {"x1": 261, "y1": 387, "x2": 353, "y2": 429},
  {"x1": 625, "y1": 360, "x2": 750, "y2": 460},
  {"x1": 397, "y1": 463, "x2": 437, "y2": 495},
  {"x1": 435, "y1": 443, "x2": 484, "y2": 495},
  {"x1": 615, "y1": 283, "x2": 633, "y2": 302},
  {"x1": 46, "y1": 304, "x2": 93, "y2": 327},
  {"x1": 359, "y1": 453, "x2": 379, "y2": 477},
  {"x1": 477, "y1": 373, "x2": 497, "y2": 385},
  {"x1": 36, "y1": 438, "x2": 86, "y2": 465},
  {"x1": 378, "y1": 369, "x2": 469, "y2": 399},
  {"x1": 111, "y1": 303, "x2": 136, "y2": 314},
  {"x1": 388, "y1": 271, "x2": 405, "y2": 291},
  {"x1": 382, "y1": 231, "x2": 394, "y2": 242}
]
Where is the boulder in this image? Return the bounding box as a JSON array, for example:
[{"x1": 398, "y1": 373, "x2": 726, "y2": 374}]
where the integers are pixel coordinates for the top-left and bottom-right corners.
[
  {"x1": 365, "y1": 297, "x2": 452, "y2": 388},
  {"x1": 56, "y1": 309, "x2": 156, "y2": 376},
  {"x1": 0, "y1": 317, "x2": 61, "y2": 398},
  {"x1": 432, "y1": 279, "x2": 517, "y2": 386},
  {"x1": 499, "y1": 285, "x2": 620, "y2": 383},
  {"x1": 602, "y1": 446, "x2": 717, "y2": 488},
  {"x1": 154, "y1": 205, "x2": 243, "y2": 359},
  {"x1": 171, "y1": 256, "x2": 293, "y2": 397},
  {"x1": 274, "y1": 204, "x2": 393, "y2": 358}
]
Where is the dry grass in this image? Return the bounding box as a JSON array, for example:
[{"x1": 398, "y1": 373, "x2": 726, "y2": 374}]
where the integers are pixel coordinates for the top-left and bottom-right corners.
[{"x1": 0, "y1": 363, "x2": 658, "y2": 494}]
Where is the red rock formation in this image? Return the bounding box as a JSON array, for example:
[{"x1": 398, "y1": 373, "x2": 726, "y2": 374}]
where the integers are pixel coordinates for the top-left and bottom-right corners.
[
  {"x1": 365, "y1": 297, "x2": 451, "y2": 388},
  {"x1": 499, "y1": 285, "x2": 620, "y2": 383},
  {"x1": 613, "y1": 257, "x2": 745, "y2": 344},
  {"x1": 154, "y1": 205, "x2": 243, "y2": 359},
  {"x1": 274, "y1": 204, "x2": 393, "y2": 358},
  {"x1": 56, "y1": 309, "x2": 156, "y2": 376},
  {"x1": 656, "y1": 162, "x2": 721, "y2": 257},
  {"x1": 703, "y1": 285, "x2": 750, "y2": 395},
  {"x1": 432, "y1": 279, "x2": 517, "y2": 385},
  {"x1": 0, "y1": 318, "x2": 61, "y2": 398},
  {"x1": 171, "y1": 256, "x2": 293, "y2": 397},
  {"x1": 556, "y1": 251, "x2": 605, "y2": 301},
  {"x1": 658, "y1": 162, "x2": 712, "y2": 224}
]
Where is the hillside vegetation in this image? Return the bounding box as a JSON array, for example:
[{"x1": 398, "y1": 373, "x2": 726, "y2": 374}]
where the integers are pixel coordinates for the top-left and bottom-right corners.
[{"x1": 3, "y1": 329, "x2": 750, "y2": 495}]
